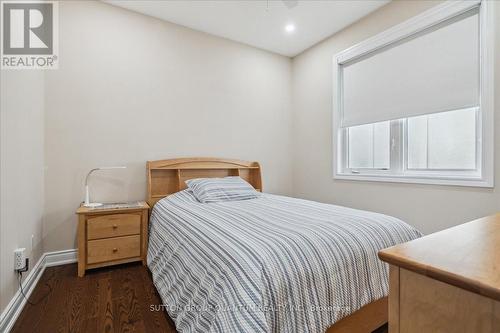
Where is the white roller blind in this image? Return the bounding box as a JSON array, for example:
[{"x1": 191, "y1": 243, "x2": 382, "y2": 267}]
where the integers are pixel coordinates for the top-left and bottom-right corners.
[{"x1": 341, "y1": 10, "x2": 479, "y2": 127}]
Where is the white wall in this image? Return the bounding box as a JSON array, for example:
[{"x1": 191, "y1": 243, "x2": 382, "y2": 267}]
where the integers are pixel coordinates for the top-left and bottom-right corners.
[
  {"x1": 291, "y1": 0, "x2": 500, "y2": 235},
  {"x1": 43, "y1": 1, "x2": 293, "y2": 252},
  {"x1": 0, "y1": 71, "x2": 45, "y2": 312}
]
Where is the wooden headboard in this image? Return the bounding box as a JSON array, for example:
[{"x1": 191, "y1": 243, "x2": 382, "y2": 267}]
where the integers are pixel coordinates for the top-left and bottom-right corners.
[{"x1": 146, "y1": 157, "x2": 262, "y2": 206}]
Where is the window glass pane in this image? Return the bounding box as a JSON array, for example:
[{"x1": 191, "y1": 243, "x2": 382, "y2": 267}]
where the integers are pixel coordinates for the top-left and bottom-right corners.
[
  {"x1": 348, "y1": 124, "x2": 373, "y2": 168},
  {"x1": 407, "y1": 108, "x2": 476, "y2": 170},
  {"x1": 348, "y1": 121, "x2": 390, "y2": 169},
  {"x1": 373, "y1": 122, "x2": 390, "y2": 169},
  {"x1": 428, "y1": 108, "x2": 476, "y2": 169},
  {"x1": 407, "y1": 115, "x2": 428, "y2": 169}
]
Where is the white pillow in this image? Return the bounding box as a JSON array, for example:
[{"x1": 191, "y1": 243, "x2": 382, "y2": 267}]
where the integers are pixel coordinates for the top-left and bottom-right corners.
[{"x1": 185, "y1": 176, "x2": 259, "y2": 203}]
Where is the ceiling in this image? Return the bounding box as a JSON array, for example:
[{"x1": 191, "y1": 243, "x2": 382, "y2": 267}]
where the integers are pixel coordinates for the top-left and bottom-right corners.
[{"x1": 105, "y1": 0, "x2": 390, "y2": 57}]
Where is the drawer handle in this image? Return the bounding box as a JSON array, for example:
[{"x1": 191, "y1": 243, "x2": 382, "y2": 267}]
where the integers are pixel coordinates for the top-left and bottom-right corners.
[
  {"x1": 112, "y1": 248, "x2": 118, "y2": 252},
  {"x1": 112, "y1": 224, "x2": 118, "y2": 229}
]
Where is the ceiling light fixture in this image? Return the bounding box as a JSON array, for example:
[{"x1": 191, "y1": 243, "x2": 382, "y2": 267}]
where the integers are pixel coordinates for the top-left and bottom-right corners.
[{"x1": 285, "y1": 24, "x2": 296, "y2": 33}]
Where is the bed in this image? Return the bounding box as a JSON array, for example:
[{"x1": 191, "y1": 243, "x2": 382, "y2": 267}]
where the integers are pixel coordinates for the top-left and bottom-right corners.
[{"x1": 146, "y1": 158, "x2": 422, "y2": 333}]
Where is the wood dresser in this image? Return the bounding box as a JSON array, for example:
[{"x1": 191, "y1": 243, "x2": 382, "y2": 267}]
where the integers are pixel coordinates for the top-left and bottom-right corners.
[
  {"x1": 76, "y1": 202, "x2": 149, "y2": 277},
  {"x1": 378, "y1": 214, "x2": 500, "y2": 333}
]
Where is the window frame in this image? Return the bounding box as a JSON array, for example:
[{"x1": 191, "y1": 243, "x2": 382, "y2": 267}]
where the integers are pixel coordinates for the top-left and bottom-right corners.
[{"x1": 333, "y1": 0, "x2": 494, "y2": 188}]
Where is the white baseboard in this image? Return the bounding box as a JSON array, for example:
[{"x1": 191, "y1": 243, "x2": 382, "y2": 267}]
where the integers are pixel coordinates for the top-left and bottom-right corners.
[
  {"x1": 45, "y1": 249, "x2": 78, "y2": 268},
  {"x1": 0, "y1": 249, "x2": 77, "y2": 333}
]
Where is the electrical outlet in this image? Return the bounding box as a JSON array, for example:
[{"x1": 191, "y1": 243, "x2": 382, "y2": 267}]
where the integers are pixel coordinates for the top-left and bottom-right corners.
[
  {"x1": 31, "y1": 235, "x2": 34, "y2": 253},
  {"x1": 14, "y1": 248, "x2": 26, "y2": 271}
]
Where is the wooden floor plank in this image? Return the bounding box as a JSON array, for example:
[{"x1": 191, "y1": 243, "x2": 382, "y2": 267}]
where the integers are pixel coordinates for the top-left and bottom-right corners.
[
  {"x1": 111, "y1": 266, "x2": 146, "y2": 332},
  {"x1": 97, "y1": 274, "x2": 115, "y2": 333},
  {"x1": 10, "y1": 263, "x2": 176, "y2": 333},
  {"x1": 13, "y1": 265, "x2": 66, "y2": 332}
]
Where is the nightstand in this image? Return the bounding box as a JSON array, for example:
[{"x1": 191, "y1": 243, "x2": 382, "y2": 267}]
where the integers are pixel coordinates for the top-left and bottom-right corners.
[{"x1": 75, "y1": 202, "x2": 149, "y2": 277}]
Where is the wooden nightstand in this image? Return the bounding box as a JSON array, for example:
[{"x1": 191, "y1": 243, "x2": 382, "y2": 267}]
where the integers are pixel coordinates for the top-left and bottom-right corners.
[{"x1": 75, "y1": 202, "x2": 149, "y2": 277}]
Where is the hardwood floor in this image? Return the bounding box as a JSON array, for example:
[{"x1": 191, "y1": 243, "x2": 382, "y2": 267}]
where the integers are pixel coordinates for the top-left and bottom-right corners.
[
  {"x1": 12, "y1": 262, "x2": 388, "y2": 333},
  {"x1": 11, "y1": 263, "x2": 176, "y2": 333}
]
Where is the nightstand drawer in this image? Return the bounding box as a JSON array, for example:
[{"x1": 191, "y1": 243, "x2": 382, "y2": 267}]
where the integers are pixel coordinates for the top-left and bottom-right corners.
[
  {"x1": 87, "y1": 214, "x2": 140, "y2": 240},
  {"x1": 87, "y1": 235, "x2": 140, "y2": 264}
]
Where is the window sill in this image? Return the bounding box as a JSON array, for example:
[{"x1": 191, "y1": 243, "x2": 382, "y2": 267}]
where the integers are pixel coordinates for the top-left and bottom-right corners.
[{"x1": 334, "y1": 173, "x2": 493, "y2": 188}]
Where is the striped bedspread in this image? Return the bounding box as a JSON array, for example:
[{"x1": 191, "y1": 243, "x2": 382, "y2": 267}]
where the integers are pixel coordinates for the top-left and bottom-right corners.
[{"x1": 148, "y1": 191, "x2": 421, "y2": 333}]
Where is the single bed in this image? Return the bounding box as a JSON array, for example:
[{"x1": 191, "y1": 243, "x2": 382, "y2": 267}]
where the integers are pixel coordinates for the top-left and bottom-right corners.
[{"x1": 146, "y1": 158, "x2": 421, "y2": 333}]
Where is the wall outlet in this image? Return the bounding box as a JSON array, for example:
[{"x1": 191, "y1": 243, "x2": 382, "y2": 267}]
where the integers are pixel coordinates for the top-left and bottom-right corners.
[
  {"x1": 14, "y1": 248, "x2": 26, "y2": 271},
  {"x1": 31, "y1": 234, "x2": 34, "y2": 253}
]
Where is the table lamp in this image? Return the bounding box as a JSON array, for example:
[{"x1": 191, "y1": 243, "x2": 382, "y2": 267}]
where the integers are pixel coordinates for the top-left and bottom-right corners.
[{"x1": 84, "y1": 166, "x2": 126, "y2": 207}]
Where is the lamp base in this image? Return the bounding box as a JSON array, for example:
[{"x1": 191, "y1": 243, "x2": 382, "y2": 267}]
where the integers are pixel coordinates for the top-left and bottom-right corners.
[{"x1": 84, "y1": 202, "x2": 103, "y2": 208}]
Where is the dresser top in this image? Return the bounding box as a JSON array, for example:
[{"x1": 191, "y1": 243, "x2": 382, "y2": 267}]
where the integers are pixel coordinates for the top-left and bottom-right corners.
[
  {"x1": 379, "y1": 213, "x2": 500, "y2": 301},
  {"x1": 76, "y1": 201, "x2": 149, "y2": 214}
]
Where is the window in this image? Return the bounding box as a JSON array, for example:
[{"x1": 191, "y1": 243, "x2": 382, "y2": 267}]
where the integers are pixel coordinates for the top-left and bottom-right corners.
[
  {"x1": 334, "y1": 0, "x2": 494, "y2": 187},
  {"x1": 342, "y1": 108, "x2": 479, "y2": 178}
]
